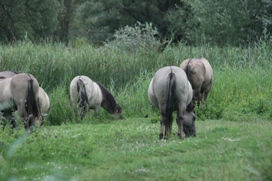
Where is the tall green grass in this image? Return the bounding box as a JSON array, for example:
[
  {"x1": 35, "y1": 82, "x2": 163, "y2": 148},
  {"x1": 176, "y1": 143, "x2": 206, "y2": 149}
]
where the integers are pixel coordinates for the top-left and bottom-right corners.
[
  {"x1": 0, "y1": 39, "x2": 271, "y2": 124},
  {"x1": 0, "y1": 38, "x2": 272, "y2": 180}
]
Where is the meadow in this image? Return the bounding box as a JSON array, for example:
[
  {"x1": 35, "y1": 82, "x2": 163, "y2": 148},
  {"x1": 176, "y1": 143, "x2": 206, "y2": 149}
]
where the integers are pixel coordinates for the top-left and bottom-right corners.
[{"x1": 0, "y1": 38, "x2": 272, "y2": 180}]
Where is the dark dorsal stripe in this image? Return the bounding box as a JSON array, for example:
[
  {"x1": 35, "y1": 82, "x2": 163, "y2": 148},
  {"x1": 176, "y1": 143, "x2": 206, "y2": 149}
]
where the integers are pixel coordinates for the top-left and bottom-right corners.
[{"x1": 96, "y1": 82, "x2": 117, "y2": 111}]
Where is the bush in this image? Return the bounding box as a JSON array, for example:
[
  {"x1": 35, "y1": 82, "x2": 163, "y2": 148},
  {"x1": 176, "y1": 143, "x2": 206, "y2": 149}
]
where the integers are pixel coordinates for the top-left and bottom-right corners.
[{"x1": 104, "y1": 22, "x2": 162, "y2": 52}]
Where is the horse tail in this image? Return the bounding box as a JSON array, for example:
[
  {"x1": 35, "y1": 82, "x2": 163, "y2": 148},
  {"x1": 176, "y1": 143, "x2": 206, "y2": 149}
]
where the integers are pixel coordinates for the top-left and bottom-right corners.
[
  {"x1": 165, "y1": 68, "x2": 176, "y2": 134},
  {"x1": 185, "y1": 58, "x2": 193, "y2": 78},
  {"x1": 76, "y1": 78, "x2": 89, "y2": 108},
  {"x1": 26, "y1": 78, "x2": 40, "y2": 127}
]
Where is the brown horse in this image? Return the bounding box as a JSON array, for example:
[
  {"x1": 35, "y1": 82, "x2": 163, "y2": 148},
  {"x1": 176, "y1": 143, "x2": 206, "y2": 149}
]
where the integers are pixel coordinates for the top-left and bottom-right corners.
[
  {"x1": 0, "y1": 73, "x2": 42, "y2": 128},
  {"x1": 180, "y1": 57, "x2": 213, "y2": 106},
  {"x1": 148, "y1": 66, "x2": 196, "y2": 140},
  {"x1": 70, "y1": 75, "x2": 122, "y2": 120}
]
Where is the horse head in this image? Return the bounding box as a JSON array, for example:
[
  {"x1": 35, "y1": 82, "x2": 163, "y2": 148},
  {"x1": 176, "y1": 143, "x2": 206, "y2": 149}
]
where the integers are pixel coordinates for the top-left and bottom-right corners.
[
  {"x1": 183, "y1": 111, "x2": 196, "y2": 137},
  {"x1": 114, "y1": 104, "x2": 122, "y2": 114},
  {"x1": 182, "y1": 101, "x2": 196, "y2": 137}
]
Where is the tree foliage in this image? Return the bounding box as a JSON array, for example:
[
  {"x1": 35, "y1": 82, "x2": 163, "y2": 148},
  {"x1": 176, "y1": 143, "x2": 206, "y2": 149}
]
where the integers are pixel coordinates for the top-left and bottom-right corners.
[
  {"x1": 185, "y1": 0, "x2": 272, "y2": 46},
  {"x1": 0, "y1": 0, "x2": 271, "y2": 46},
  {"x1": 72, "y1": 0, "x2": 190, "y2": 44},
  {"x1": 0, "y1": 0, "x2": 59, "y2": 43}
]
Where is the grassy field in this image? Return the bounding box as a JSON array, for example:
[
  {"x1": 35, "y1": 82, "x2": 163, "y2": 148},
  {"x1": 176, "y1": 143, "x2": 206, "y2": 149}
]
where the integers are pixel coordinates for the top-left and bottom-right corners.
[
  {"x1": 0, "y1": 118, "x2": 272, "y2": 181},
  {"x1": 0, "y1": 39, "x2": 272, "y2": 180}
]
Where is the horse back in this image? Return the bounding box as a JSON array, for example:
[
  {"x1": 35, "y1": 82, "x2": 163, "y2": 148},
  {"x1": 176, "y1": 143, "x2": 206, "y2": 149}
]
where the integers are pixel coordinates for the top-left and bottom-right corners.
[
  {"x1": 150, "y1": 66, "x2": 192, "y2": 108},
  {"x1": 180, "y1": 58, "x2": 206, "y2": 90},
  {"x1": 199, "y1": 57, "x2": 213, "y2": 88},
  {"x1": 70, "y1": 75, "x2": 101, "y2": 109},
  {"x1": 0, "y1": 71, "x2": 18, "y2": 79}
]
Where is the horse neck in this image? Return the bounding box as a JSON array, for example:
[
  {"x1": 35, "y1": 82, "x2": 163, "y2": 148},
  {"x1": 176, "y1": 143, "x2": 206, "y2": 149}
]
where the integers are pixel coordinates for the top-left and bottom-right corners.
[{"x1": 97, "y1": 83, "x2": 117, "y2": 114}]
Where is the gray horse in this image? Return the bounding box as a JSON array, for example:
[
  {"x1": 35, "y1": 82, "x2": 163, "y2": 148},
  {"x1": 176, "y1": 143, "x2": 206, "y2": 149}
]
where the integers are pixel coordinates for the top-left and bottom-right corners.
[
  {"x1": 148, "y1": 66, "x2": 196, "y2": 140},
  {"x1": 70, "y1": 75, "x2": 122, "y2": 120},
  {"x1": 0, "y1": 73, "x2": 42, "y2": 128},
  {"x1": 0, "y1": 70, "x2": 50, "y2": 118},
  {"x1": 180, "y1": 57, "x2": 213, "y2": 106}
]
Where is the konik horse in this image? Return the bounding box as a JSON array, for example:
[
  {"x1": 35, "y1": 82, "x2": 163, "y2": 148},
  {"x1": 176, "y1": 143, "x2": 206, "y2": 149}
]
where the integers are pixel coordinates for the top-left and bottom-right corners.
[
  {"x1": 70, "y1": 75, "x2": 122, "y2": 120},
  {"x1": 180, "y1": 57, "x2": 213, "y2": 106},
  {"x1": 148, "y1": 66, "x2": 196, "y2": 140},
  {"x1": 0, "y1": 70, "x2": 50, "y2": 118},
  {"x1": 0, "y1": 73, "x2": 43, "y2": 128}
]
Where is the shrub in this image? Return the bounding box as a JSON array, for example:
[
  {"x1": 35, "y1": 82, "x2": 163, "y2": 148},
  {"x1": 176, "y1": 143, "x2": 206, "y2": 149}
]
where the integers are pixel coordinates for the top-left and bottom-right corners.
[{"x1": 104, "y1": 22, "x2": 162, "y2": 52}]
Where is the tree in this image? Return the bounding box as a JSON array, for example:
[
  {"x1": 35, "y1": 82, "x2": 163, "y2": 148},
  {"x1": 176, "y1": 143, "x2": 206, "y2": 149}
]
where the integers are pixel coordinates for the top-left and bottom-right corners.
[
  {"x1": 185, "y1": 0, "x2": 272, "y2": 46},
  {"x1": 72, "y1": 0, "x2": 192, "y2": 44},
  {"x1": 0, "y1": 0, "x2": 59, "y2": 43}
]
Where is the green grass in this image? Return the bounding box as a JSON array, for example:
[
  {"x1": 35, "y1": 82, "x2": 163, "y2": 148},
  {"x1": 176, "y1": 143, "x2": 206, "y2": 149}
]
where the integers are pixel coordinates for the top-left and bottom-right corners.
[
  {"x1": 0, "y1": 119, "x2": 271, "y2": 181},
  {"x1": 1, "y1": 40, "x2": 272, "y2": 180}
]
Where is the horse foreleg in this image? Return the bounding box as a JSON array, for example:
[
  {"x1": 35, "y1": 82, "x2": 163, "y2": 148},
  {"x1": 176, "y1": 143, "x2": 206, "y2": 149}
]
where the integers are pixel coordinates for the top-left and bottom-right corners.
[
  {"x1": 176, "y1": 116, "x2": 184, "y2": 139},
  {"x1": 176, "y1": 107, "x2": 185, "y2": 139}
]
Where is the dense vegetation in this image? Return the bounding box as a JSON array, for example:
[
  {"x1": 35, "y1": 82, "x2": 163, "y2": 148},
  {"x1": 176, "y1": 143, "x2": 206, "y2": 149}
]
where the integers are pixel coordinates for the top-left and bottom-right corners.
[
  {"x1": 0, "y1": 32, "x2": 271, "y2": 181},
  {"x1": 1, "y1": 0, "x2": 271, "y2": 46},
  {"x1": 0, "y1": 32, "x2": 271, "y2": 124},
  {"x1": 0, "y1": 1, "x2": 272, "y2": 179}
]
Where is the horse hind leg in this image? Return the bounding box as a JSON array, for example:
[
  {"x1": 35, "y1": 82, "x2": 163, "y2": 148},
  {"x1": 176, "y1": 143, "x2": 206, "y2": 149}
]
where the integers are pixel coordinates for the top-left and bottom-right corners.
[
  {"x1": 80, "y1": 106, "x2": 88, "y2": 120},
  {"x1": 159, "y1": 115, "x2": 171, "y2": 140},
  {"x1": 159, "y1": 111, "x2": 166, "y2": 140},
  {"x1": 16, "y1": 102, "x2": 29, "y2": 128}
]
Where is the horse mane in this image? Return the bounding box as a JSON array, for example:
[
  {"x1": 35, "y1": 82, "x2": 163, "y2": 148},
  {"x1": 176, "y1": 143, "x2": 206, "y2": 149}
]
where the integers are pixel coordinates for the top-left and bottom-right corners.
[
  {"x1": 96, "y1": 82, "x2": 117, "y2": 111},
  {"x1": 165, "y1": 67, "x2": 176, "y2": 135}
]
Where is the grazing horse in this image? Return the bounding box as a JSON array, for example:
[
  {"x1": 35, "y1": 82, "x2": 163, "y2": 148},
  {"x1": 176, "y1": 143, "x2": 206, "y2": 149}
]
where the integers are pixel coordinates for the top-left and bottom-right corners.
[
  {"x1": 70, "y1": 75, "x2": 122, "y2": 120},
  {"x1": 0, "y1": 70, "x2": 50, "y2": 117},
  {"x1": 148, "y1": 66, "x2": 196, "y2": 140},
  {"x1": 180, "y1": 56, "x2": 213, "y2": 106},
  {"x1": 0, "y1": 73, "x2": 42, "y2": 128}
]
